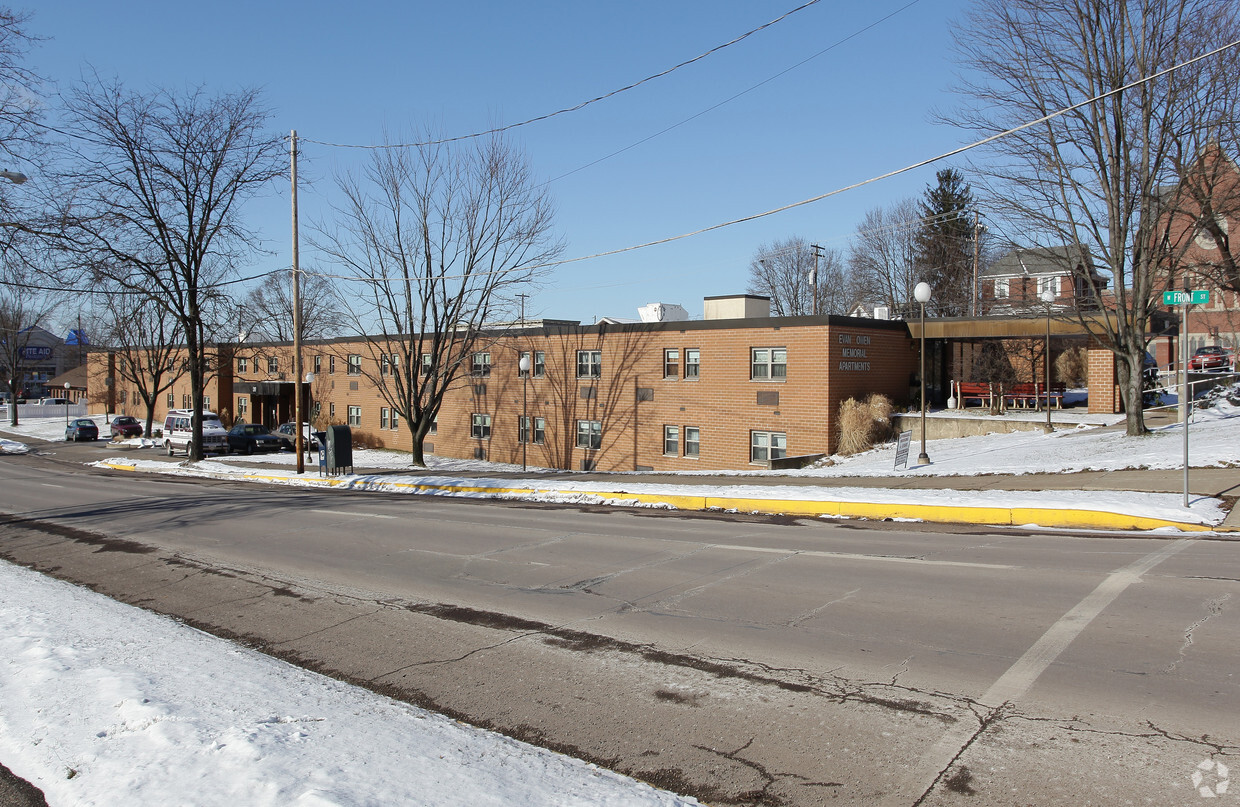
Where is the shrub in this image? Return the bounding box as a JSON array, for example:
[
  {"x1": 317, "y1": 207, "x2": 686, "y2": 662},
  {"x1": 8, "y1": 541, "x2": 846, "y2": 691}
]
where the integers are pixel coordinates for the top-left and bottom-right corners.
[
  {"x1": 1055, "y1": 347, "x2": 1086, "y2": 387},
  {"x1": 837, "y1": 394, "x2": 894, "y2": 456}
]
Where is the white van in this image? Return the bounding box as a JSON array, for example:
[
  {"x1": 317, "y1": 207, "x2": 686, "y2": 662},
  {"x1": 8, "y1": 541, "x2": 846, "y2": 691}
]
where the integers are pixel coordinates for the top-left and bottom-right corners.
[{"x1": 162, "y1": 409, "x2": 229, "y2": 456}]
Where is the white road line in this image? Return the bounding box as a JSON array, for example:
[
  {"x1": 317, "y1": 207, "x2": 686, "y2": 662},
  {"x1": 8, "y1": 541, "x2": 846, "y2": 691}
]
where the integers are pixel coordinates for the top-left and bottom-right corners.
[
  {"x1": 710, "y1": 543, "x2": 1015, "y2": 570},
  {"x1": 309, "y1": 509, "x2": 396, "y2": 520},
  {"x1": 886, "y1": 538, "x2": 1196, "y2": 807},
  {"x1": 40, "y1": 483, "x2": 64, "y2": 488}
]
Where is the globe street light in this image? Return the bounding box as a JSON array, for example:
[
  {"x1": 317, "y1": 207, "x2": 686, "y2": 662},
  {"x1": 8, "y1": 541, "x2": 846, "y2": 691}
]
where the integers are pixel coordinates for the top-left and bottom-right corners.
[
  {"x1": 518, "y1": 354, "x2": 531, "y2": 472},
  {"x1": 1040, "y1": 288, "x2": 1056, "y2": 432},
  {"x1": 63, "y1": 381, "x2": 71, "y2": 429},
  {"x1": 914, "y1": 281, "x2": 932, "y2": 465}
]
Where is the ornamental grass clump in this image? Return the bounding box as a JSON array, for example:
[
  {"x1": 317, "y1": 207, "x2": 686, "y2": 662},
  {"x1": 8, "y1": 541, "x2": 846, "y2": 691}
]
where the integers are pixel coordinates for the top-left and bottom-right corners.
[{"x1": 836, "y1": 394, "x2": 894, "y2": 456}]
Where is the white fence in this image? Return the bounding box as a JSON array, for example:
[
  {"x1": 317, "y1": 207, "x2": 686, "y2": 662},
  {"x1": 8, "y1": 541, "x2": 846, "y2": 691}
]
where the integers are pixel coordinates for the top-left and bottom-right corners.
[{"x1": 0, "y1": 403, "x2": 89, "y2": 420}]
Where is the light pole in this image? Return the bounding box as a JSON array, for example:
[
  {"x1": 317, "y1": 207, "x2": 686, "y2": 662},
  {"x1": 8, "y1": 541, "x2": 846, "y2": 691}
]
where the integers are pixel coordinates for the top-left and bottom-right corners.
[
  {"x1": 63, "y1": 381, "x2": 71, "y2": 429},
  {"x1": 914, "y1": 281, "x2": 932, "y2": 465},
  {"x1": 518, "y1": 354, "x2": 530, "y2": 472},
  {"x1": 1040, "y1": 288, "x2": 1055, "y2": 432}
]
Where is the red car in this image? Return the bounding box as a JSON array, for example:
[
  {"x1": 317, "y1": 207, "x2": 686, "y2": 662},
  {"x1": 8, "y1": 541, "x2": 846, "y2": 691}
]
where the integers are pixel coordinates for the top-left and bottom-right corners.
[
  {"x1": 1188, "y1": 345, "x2": 1235, "y2": 372},
  {"x1": 109, "y1": 416, "x2": 144, "y2": 439}
]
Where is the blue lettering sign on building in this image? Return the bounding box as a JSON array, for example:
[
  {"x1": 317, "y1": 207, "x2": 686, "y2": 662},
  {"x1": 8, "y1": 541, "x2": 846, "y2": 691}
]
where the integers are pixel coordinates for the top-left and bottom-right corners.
[{"x1": 19, "y1": 346, "x2": 52, "y2": 361}]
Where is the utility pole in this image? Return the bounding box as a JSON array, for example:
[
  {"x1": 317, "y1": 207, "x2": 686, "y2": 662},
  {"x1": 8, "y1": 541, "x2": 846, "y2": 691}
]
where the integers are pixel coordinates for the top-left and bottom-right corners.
[
  {"x1": 291, "y1": 130, "x2": 304, "y2": 474},
  {"x1": 809, "y1": 244, "x2": 823, "y2": 316},
  {"x1": 971, "y1": 210, "x2": 981, "y2": 316},
  {"x1": 517, "y1": 293, "x2": 530, "y2": 473}
]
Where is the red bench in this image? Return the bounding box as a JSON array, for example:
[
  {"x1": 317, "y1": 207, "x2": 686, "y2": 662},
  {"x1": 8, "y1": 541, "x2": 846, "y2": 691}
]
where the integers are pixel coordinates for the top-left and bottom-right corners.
[
  {"x1": 1003, "y1": 382, "x2": 1065, "y2": 410},
  {"x1": 956, "y1": 382, "x2": 993, "y2": 408}
]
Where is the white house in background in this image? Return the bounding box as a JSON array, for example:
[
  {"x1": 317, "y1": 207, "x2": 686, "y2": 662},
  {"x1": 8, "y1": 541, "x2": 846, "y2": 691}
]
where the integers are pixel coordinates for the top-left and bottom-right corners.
[{"x1": 981, "y1": 246, "x2": 1109, "y2": 314}]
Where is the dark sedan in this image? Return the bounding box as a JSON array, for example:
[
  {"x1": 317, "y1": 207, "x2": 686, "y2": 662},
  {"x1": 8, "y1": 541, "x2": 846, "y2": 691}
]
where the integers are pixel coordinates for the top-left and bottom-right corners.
[
  {"x1": 275, "y1": 422, "x2": 320, "y2": 452},
  {"x1": 65, "y1": 418, "x2": 99, "y2": 442},
  {"x1": 110, "y1": 415, "x2": 144, "y2": 439},
  {"x1": 225, "y1": 423, "x2": 285, "y2": 455}
]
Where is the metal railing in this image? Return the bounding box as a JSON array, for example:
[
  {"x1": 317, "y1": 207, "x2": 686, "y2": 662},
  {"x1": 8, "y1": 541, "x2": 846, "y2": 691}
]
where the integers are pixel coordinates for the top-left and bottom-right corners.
[{"x1": 1144, "y1": 369, "x2": 1239, "y2": 418}]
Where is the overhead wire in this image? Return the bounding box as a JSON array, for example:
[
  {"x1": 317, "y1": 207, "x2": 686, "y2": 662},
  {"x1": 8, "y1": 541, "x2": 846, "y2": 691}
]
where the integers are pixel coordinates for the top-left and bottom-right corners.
[{"x1": 299, "y1": 0, "x2": 826, "y2": 151}]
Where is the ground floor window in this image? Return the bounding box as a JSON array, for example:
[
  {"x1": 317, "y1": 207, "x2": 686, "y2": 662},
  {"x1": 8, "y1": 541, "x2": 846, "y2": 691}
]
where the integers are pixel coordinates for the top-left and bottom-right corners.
[
  {"x1": 380, "y1": 407, "x2": 389, "y2": 430},
  {"x1": 576, "y1": 419, "x2": 601, "y2": 449},
  {"x1": 347, "y1": 406, "x2": 361, "y2": 426},
  {"x1": 471, "y1": 413, "x2": 491, "y2": 439},
  {"x1": 519, "y1": 415, "x2": 545, "y2": 444},
  {"x1": 167, "y1": 392, "x2": 174, "y2": 409},
  {"x1": 238, "y1": 397, "x2": 248, "y2": 420},
  {"x1": 684, "y1": 427, "x2": 700, "y2": 457},
  {"x1": 663, "y1": 425, "x2": 678, "y2": 455},
  {"x1": 750, "y1": 430, "x2": 786, "y2": 464}
]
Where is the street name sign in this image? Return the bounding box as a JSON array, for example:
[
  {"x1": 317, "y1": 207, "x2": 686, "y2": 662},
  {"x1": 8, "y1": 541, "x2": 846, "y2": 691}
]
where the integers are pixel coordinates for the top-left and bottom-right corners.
[{"x1": 1163, "y1": 290, "x2": 1209, "y2": 305}]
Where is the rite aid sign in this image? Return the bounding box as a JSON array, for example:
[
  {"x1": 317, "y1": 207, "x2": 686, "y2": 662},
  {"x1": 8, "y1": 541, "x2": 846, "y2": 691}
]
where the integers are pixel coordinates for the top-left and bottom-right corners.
[{"x1": 19, "y1": 346, "x2": 52, "y2": 361}]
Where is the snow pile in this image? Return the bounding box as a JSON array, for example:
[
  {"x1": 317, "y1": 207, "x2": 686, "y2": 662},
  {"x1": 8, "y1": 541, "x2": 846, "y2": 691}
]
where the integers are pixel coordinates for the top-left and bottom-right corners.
[
  {"x1": 0, "y1": 438, "x2": 28, "y2": 454},
  {"x1": 0, "y1": 560, "x2": 698, "y2": 807}
]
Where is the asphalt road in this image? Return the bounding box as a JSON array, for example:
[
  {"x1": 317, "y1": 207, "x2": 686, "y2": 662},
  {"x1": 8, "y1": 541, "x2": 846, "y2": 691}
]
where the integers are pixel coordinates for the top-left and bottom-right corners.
[{"x1": 1, "y1": 440, "x2": 1238, "y2": 806}]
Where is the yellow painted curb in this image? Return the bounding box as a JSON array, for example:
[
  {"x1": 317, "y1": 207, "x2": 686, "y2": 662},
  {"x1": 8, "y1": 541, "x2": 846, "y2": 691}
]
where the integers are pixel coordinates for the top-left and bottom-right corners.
[{"x1": 96, "y1": 462, "x2": 1224, "y2": 533}]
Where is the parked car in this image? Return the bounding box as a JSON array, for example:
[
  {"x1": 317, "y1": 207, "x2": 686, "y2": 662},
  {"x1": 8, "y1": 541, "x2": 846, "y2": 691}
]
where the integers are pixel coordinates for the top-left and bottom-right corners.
[
  {"x1": 275, "y1": 422, "x2": 320, "y2": 452},
  {"x1": 65, "y1": 418, "x2": 99, "y2": 442},
  {"x1": 109, "y1": 415, "x2": 144, "y2": 439},
  {"x1": 163, "y1": 409, "x2": 230, "y2": 456},
  {"x1": 38, "y1": 398, "x2": 69, "y2": 406},
  {"x1": 1189, "y1": 345, "x2": 1235, "y2": 372},
  {"x1": 226, "y1": 423, "x2": 285, "y2": 455}
]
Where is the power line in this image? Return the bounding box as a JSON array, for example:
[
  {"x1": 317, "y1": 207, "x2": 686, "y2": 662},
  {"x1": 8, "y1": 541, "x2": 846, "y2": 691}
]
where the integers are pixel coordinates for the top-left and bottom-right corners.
[
  {"x1": 300, "y1": 0, "x2": 826, "y2": 150},
  {"x1": 0, "y1": 266, "x2": 287, "y2": 296}
]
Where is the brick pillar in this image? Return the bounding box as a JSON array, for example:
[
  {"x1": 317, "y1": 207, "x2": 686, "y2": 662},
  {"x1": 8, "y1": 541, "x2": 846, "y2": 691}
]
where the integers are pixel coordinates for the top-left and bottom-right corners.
[{"x1": 1086, "y1": 348, "x2": 1121, "y2": 413}]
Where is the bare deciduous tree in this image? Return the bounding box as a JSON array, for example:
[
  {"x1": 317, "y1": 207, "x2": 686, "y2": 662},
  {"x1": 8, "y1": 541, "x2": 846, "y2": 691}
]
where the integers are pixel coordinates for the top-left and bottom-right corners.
[
  {"x1": 95, "y1": 292, "x2": 184, "y2": 436},
  {"x1": 58, "y1": 78, "x2": 284, "y2": 458},
  {"x1": 237, "y1": 268, "x2": 345, "y2": 343},
  {"x1": 313, "y1": 133, "x2": 562, "y2": 466},
  {"x1": 847, "y1": 199, "x2": 921, "y2": 316},
  {"x1": 0, "y1": 248, "x2": 60, "y2": 425},
  {"x1": 953, "y1": 0, "x2": 1240, "y2": 435},
  {"x1": 747, "y1": 236, "x2": 849, "y2": 316}
]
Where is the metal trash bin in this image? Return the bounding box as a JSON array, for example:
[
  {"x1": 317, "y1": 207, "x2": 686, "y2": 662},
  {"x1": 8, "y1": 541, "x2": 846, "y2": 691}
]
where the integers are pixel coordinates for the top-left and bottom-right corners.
[{"x1": 324, "y1": 425, "x2": 353, "y2": 476}]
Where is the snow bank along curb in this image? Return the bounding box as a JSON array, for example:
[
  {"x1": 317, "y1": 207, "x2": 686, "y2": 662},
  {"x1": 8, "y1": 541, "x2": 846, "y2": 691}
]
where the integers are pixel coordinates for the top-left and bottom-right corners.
[{"x1": 96, "y1": 460, "x2": 1233, "y2": 534}]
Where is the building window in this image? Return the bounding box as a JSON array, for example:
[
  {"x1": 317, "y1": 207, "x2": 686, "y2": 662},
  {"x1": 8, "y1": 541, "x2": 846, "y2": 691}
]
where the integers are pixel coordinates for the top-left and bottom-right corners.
[
  {"x1": 347, "y1": 406, "x2": 361, "y2": 426},
  {"x1": 348, "y1": 354, "x2": 362, "y2": 375},
  {"x1": 519, "y1": 415, "x2": 545, "y2": 444},
  {"x1": 237, "y1": 357, "x2": 248, "y2": 373},
  {"x1": 167, "y1": 392, "x2": 175, "y2": 409},
  {"x1": 471, "y1": 413, "x2": 491, "y2": 439},
  {"x1": 751, "y1": 348, "x2": 787, "y2": 381},
  {"x1": 380, "y1": 407, "x2": 389, "y2": 430},
  {"x1": 576, "y1": 419, "x2": 602, "y2": 449},
  {"x1": 421, "y1": 353, "x2": 432, "y2": 377},
  {"x1": 312, "y1": 401, "x2": 321, "y2": 419},
  {"x1": 750, "y1": 431, "x2": 787, "y2": 464},
  {"x1": 684, "y1": 427, "x2": 700, "y2": 457},
  {"x1": 182, "y1": 394, "x2": 191, "y2": 409},
  {"x1": 238, "y1": 397, "x2": 248, "y2": 419},
  {"x1": 519, "y1": 352, "x2": 531, "y2": 378},
  {"x1": 428, "y1": 418, "x2": 437, "y2": 435},
  {"x1": 663, "y1": 425, "x2": 678, "y2": 456},
  {"x1": 203, "y1": 395, "x2": 210, "y2": 410},
  {"x1": 684, "y1": 349, "x2": 700, "y2": 379},
  {"x1": 267, "y1": 357, "x2": 279, "y2": 374},
  {"x1": 533, "y1": 416, "x2": 545, "y2": 444},
  {"x1": 329, "y1": 402, "x2": 336, "y2": 420},
  {"x1": 1037, "y1": 276, "x2": 1055, "y2": 297},
  {"x1": 381, "y1": 354, "x2": 390, "y2": 375},
  {"x1": 533, "y1": 351, "x2": 545, "y2": 378},
  {"x1": 313, "y1": 355, "x2": 321, "y2": 374},
  {"x1": 994, "y1": 278, "x2": 1009, "y2": 299},
  {"x1": 329, "y1": 355, "x2": 336, "y2": 374},
  {"x1": 576, "y1": 350, "x2": 602, "y2": 379},
  {"x1": 471, "y1": 352, "x2": 492, "y2": 377},
  {"x1": 663, "y1": 349, "x2": 679, "y2": 379}
]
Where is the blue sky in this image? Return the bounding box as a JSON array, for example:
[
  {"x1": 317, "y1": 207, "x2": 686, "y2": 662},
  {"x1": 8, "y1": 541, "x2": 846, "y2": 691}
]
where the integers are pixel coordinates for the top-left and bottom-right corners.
[{"x1": 33, "y1": 0, "x2": 974, "y2": 324}]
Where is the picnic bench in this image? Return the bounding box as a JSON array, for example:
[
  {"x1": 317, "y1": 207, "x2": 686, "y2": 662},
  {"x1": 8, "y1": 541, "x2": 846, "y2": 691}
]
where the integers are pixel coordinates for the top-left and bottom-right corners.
[
  {"x1": 956, "y1": 382, "x2": 994, "y2": 408},
  {"x1": 1003, "y1": 382, "x2": 1065, "y2": 410}
]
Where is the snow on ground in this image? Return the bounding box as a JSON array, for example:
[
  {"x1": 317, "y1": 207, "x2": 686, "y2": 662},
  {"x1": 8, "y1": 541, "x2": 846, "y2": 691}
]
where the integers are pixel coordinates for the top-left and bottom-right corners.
[
  {"x1": 0, "y1": 560, "x2": 699, "y2": 807},
  {"x1": 0, "y1": 437, "x2": 27, "y2": 454}
]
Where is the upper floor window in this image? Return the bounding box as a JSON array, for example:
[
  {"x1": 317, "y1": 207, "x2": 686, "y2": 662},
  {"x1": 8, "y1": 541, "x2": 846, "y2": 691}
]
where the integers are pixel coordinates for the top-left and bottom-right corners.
[
  {"x1": 421, "y1": 353, "x2": 432, "y2": 377},
  {"x1": 994, "y1": 278, "x2": 1009, "y2": 299},
  {"x1": 237, "y1": 357, "x2": 248, "y2": 373},
  {"x1": 347, "y1": 354, "x2": 362, "y2": 375},
  {"x1": 329, "y1": 355, "x2": 337, "y2": 374},
  {"x1": 684, "y1": 349, "x2": 700, "y2": 379},
  {"x1": 267, "y1": 357, "x2": 279, "y2": 374},
  {"x1": 1037, "y1": 276, "x2": 1056, "y2": 297},
  {"x1": 347, "y1": 406, "x2": 361, "y2": 426},
  {"x1": 663, "y1": 349, "x2": 679, "y2": 379},
  {"x1": 313, "y1": 355, "x2": 322, "y2": 374},
  {"x1": 751, "y1": 348, "x2": 786, "y2": 381},
  {"x1": 533, "y1": 351, "x2": 545, "y2": 378},
  {"x1": 577, "y1": 350, "x2": 602, "y2": 379},
  {"x1": 471, "y1": 352, "x2": 492, "y2": 377}
]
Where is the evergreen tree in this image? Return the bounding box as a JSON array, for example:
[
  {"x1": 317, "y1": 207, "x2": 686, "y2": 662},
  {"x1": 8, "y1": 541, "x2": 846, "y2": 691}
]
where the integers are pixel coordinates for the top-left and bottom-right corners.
[{"x1": 914, "y1": 169, "x2": 975, "y2": 316}]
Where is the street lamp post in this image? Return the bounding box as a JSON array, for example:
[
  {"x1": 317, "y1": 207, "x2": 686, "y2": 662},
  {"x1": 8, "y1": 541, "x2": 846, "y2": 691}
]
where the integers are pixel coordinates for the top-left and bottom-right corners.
[
  {"x1": 63, "y1": 381, "x2": 71, "y2": 429},
  {"x1": 914, "y1": 282, "x2": 932, "y2": 465},
  {"x1": 1041, "y1": 288, "x2": 1055, "y2": 432},
  {"x1": 518, "y1": 354, "x2": 531, "y2": 472}
]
